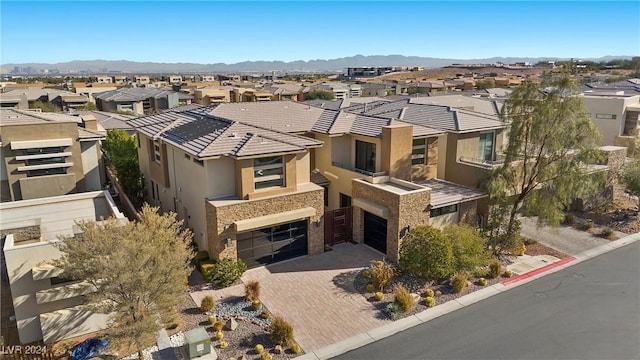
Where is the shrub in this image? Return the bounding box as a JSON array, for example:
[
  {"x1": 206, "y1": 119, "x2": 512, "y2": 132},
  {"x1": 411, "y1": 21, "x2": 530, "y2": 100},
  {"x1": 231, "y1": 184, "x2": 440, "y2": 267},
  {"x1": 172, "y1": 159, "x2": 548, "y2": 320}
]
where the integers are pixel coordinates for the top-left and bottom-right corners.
[
  {"x1": 563, "y1": 214, "x2": 576, "y2": 226},
  {"x1": 255, "y1": 344, "x2": 264, "y2": 354},
  {"x1": 450, "y1": 272, "x2": 468, "y2": 293},
  {"x1": 213, "y1": 320, "x2": 224, "y2": 331},
  {"x1": 503, "y1": 270, "x2": 513, "y2": 278},
  {"x1": 260, "y1": 310, "x2": 272, "y2": 319},
  {"x1": 386, "y1": 303, "x2": 401, "y2": 320},
  {"x1": 199, "y1": 260, "x2": 216, "y2": 282},
  {"x1": 252, "y1": 300, "x2": 263, "y2": 311},
  {"x1": 218, "y1": 341, "x2": 228, "y2": 349},
  {"x1": 477, "y1": 277, "x2": 487, "y2": 286},
  {"x1": 601, "y1": 227, "x2": 614, "y2": 239},
  {"x1": 394, "y1": 285, "x2": 414, "y2": 313},
  {"x1": 215, "y1": 331, "x2": 224, "y2": 340},
  {"x1": 361, "y1": 270, "x2": 372, "y2": 279},
  {"x1": 583, "y1": 220, "x2": 594, "y2": 231},
  {"x1": 291, "y1": 343, "x2": 301, "y2": 354},
  {"x1": 474, "y1": 266, "x2": 489, "y2": 278},
  {"x1": 444, "y1": 224, "x2": 490, "y2": 273},
  {"x1": 194, "y1": 250, "x2": 209, "y2": 266},
  {"x1": 370, "y1": 260, "x2": 394, "y2": 291},
  {"x1": 374, "y1": 292, "x2": 384, "y2": 301},
  {"x1": 260, "y1": 353, "x2": 273, "y2": 360},
  {"x1": 208, "y1": 315, "x2": 217, "y2": 325},
  {"x1": 365, "y1": 283, "x2": 375, "y2": 292},
  {"x1": 424, "y1": 296, "x2": 436, "y2": 307},
  {"x1": 488, "y1": 259, "x2": 502, "y2": 279},
  {"x1": 399, "y1": 226, "x2": 454, "y2": 280},
  {"x1": 271, "y1": 316, "x2": 295, "y2": 347},
  {"x1": 200, "y1": 296, "x2": 215, "y2": 313},
  {"x1": 211, "y1": 258, "x2": 247, "y2": 287},
  {"x1": 424, "y1": 288, "x2": 434, "y2": 298},
  {"x1": 245, "y1": 280, "x2": 260, "y2": 302}
]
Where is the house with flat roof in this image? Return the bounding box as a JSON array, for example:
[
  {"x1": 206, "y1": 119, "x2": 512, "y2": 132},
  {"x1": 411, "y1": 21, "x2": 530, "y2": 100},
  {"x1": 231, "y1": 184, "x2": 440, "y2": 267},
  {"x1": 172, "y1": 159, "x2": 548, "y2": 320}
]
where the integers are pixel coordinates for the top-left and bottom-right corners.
[
  {"x1": 1, "y1": 190, "x2": 126, "y2": 344},
  {"x1": 2, "y1": 88, "x2": 89, "y2": 111},
  {"x1": 68, "y1": 110, "x2": 136, "y2": 135},
  {"x1": 581, "y1": 93, "x2": 640, "y2": 146},
  {"x1": 1, "y1": 109, "x2": 106, "y2": 202},
  {"x1": 94, "y1": 88, "x2": 193, "y2": 115}
]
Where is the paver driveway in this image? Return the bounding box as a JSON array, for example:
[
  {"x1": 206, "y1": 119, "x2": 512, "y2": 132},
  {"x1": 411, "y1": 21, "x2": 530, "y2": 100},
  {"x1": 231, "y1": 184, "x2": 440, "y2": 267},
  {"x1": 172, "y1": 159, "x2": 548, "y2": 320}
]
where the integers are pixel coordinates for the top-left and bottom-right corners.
[{"x1": 241, "y1": 242, "x2": 389, "y2": 352}]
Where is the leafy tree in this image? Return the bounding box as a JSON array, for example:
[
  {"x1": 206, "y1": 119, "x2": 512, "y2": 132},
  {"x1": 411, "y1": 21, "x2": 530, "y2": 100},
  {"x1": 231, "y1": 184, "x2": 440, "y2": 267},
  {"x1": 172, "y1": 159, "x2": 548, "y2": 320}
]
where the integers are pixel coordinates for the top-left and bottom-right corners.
[
  {"x1": 443, "y1": 224, "x2": 489, "y2": 272},
  {"x1": 485, "y1": 75, "x2": 602, "y2": 254},
  {"x1": 398, "y1": 226, "x2": 454, "y2": 280},
  {"x1": 102, "y1": 130, "x2": 146, "y2": 208},
  {"x1": 304, "y1": 90, "x2": 335, "y2": 100},
  {"x1": 620, "y1": 158, "x2": 640, "y2": 212},
  {"x1": 31, "y1": 100, "x2": 60, "y2": 112},
  {"x1": 54, "y1": 206, "x2": 194, "y2": 358},
  {"x1": 475, "y1": 79, "x2": 496, "y2": 90}
]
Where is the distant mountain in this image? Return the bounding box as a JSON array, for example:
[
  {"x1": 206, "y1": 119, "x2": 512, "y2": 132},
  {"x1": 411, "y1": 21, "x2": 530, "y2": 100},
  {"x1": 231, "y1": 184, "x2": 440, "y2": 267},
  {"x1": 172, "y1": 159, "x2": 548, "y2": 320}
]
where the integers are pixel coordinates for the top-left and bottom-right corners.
[{"x1": 1, "y1": 55, "x2": 634, "y2": 74}]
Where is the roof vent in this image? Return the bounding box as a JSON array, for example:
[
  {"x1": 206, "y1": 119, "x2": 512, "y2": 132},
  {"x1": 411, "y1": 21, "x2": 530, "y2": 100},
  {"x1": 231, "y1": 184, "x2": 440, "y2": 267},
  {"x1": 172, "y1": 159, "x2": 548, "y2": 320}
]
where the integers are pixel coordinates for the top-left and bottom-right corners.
[{"x1": 230, "y1": 133, "x2": 238, "y2": 138}]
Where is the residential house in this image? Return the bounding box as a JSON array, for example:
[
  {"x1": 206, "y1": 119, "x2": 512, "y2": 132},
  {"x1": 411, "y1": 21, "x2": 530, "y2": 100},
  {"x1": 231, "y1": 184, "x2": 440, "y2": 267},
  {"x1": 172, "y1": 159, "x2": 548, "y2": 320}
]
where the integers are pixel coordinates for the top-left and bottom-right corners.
[
  {"x1": 134, "y1": 76, "x2": 150, "y2": 85},
  {"x1": 0, "y1": 109, "x2": 105, "y2": 202},
  {"x1": 168, "y1": 75, "x2": 183, "y2": 84},
  {"x1": 72, "y1": 83, "x2": 119, "y2": 103},
  {"x1": 2, "y1": 88, "x2": 90, "y2": 111},
  {"x1": 94, "y1": 76, "x2": 113, "y2": 84},
  {"x1": 1, "y1": 190, "x2": 126, "y2": 344},
  {"x1": 259, "y1": 84, "x2": 308, "y2": 101},
  {"x1": 232, "y1": 88, "x2": 274, "y2": 102},
  {"x1": 193, "y1": 86, "x2": 235, "y2": 105},
  {"x1": 94, "y1": 88, "x2": 193, "y2": 115},
  {"x1": 581, "y1": 93, "x2": 640, "y2": 146},
  {"x1": 68, "y1": 110, "x2": 136, "y2": 135},
  {"x1": 0, "y1": 92, "x2": 29, "y2": 109}
]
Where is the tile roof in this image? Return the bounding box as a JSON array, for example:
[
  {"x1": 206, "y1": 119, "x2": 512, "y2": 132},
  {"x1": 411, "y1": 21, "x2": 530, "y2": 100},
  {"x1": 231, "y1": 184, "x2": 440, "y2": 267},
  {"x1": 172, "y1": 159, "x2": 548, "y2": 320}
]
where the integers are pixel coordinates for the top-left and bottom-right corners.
[
  {"x1": 0, "y1": 108, "x2": 78, "y2": 125},
  {"x1": 3, "y1": 87, "x2": 78, "y2": 101},
  {"x1": 410, "y1": 94, "x2": 502, "y2": 115},
  {"x1": 94, "y1": 88, "x2": 193, "y2": 102},
  {"x1": 303, "y1": 99, "x2": 344, "y2": 110},
  {"x1": 419, "y1": 178, "x2": 487, "y2": 207},
  {"x1": 71, "y1": 110, "x2": 136, "y2": 130},
  {"x1": 128, "y1": 106, "x2": 321, "y2": 159}
]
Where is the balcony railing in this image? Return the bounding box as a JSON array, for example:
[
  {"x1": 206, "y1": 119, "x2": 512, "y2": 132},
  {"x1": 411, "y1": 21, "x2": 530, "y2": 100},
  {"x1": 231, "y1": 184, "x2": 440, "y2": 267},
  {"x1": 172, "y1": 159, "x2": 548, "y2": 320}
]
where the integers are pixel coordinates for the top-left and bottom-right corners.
[
  {"x1": 459, "y1": 154, "x2": 507, "y2": 167},
  {"x1": 331, "y1": 161, "x2": 386, "y2": 177}
]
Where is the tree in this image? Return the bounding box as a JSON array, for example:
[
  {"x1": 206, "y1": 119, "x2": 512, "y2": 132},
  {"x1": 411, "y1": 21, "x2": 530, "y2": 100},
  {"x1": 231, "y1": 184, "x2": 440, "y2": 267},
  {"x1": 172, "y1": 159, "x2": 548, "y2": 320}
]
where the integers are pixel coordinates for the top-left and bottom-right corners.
[
  {"x1": 620, "y1": 158, "x2": 640, "y2": 212},
  {"x1": 54, "y1": 206, "x2": 194, "y2": 358},
  {"x1": 31, "y1": 100, "x2": 60, "y2": 112},
  {"x1": 485, "y1": 75, "x2": 602, "y2": 254},
  {"x1": 398, "y1": 226, "x2": 454, "y2": 280},
  {"x1": 102, "y1": 130, "x2": 146, "y2": 209},
  {"x1": 304, "y1": 90, "x2": 335, "y2": 100},
  {"x1": 475, "y1": 79, "x2": 496, "y2": 90}
]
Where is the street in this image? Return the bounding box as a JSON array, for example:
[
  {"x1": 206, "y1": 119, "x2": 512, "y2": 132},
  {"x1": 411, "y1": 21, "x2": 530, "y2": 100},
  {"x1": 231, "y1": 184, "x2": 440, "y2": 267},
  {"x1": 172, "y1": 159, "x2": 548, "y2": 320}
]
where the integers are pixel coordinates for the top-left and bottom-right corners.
[{"x1": 334, "y1": 241, "x2": 640, "y2": 360}]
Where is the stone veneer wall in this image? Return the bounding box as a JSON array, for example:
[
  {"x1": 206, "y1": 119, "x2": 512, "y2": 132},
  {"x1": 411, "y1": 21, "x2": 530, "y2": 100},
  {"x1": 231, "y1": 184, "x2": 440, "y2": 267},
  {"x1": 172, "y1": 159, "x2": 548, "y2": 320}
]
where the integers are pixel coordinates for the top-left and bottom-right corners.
[
  {"x1": 206, "y1": 189, "x2": 324, "y2": 260},
  {"x1": 0, "y1": 225, "x2": 41, "y2": 242},
  {"x1": 603, "y1": 147, "x2": 628, "y2": 199},
  {"x1": 458, "y1": 201, "x2": 478, "y2": 226},
  {"x1": 352, "y1": 180, "x2": 431, "y2": 263}
]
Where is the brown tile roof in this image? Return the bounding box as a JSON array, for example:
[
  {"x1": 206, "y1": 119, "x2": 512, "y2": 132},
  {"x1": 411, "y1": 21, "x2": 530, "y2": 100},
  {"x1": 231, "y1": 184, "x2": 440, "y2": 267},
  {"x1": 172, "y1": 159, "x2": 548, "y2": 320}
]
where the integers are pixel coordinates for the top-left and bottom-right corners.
[{"x1": 419, "y1": 178, "x2": 487, "y2": 207}]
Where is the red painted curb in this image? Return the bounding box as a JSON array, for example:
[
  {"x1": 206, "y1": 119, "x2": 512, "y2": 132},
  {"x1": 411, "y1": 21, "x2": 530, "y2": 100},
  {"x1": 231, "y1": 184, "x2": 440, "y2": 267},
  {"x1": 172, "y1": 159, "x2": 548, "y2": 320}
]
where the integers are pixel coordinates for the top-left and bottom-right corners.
[{"x1": 501, "y1": 256, "x2": 577, "y2": 285}]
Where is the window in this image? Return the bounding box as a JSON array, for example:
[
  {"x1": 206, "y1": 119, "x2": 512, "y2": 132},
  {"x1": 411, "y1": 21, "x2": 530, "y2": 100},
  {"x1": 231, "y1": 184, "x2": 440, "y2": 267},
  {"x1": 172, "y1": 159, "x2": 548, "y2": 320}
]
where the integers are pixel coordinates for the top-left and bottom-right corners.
[
  {"x1": 323, "y1": 186, "x2": 329, "y2": 207},
  {"x1": 26, "y1": 156, "x2": 65, "y2": 166},
  {"x1": 339, "y1": 193, "x2": 351, "y2": 208},
  {"x1": 412, "y1": 138, "x2": 427, "y2": 165},
  {"x1": 254, "y1": 156, "x2": 284, "y2": 190},
  {"x1": 430, "y1": 204, "x2": 458, "y2": 217},
  {"x1": 478, "y1": 133, "x2": 494, "y2": 162},
  {"x1": 24, "y1": 147, "x2": 64, "y2": 155},
  {"x1": 595, "y1": 113, "x2": 617, "y2": 120},
  {"x1": 151, "y1": 180, "x2": 156, "y2": 200},
  {"x1": 355, "y1": 140, "x2": 376, "y2": 173},
  {"x1": 153, "y1": 142, "x2": 161, "y2": 163},
  {"x1": 26, "y1": 168, "x2": 66, "y2": 177},
  {"x1": 50, "y1": 276, "x2": 74, "y2": 286}
]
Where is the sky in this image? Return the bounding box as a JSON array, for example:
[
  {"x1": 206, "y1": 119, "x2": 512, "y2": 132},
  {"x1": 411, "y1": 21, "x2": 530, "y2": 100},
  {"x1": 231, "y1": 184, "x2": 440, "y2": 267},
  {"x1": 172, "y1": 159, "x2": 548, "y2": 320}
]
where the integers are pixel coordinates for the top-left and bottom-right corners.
[{"x1": 1, "y1": 1, "x2": 638, "y2": 64}]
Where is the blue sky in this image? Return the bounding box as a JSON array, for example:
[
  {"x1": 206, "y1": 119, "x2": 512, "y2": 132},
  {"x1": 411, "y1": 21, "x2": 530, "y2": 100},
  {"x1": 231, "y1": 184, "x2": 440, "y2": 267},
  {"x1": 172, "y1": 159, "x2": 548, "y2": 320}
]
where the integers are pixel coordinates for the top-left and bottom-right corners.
[{"x1": 1, "y1": 1, "x2": 638, "y2": 64}]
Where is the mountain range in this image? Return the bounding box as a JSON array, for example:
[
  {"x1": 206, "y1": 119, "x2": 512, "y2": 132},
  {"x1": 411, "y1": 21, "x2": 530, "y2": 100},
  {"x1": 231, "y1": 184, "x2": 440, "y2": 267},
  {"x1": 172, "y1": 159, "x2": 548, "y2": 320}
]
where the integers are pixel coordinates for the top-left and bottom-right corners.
[{"x1": 1, "y1": 55, "x2": 633, "y2": 74}]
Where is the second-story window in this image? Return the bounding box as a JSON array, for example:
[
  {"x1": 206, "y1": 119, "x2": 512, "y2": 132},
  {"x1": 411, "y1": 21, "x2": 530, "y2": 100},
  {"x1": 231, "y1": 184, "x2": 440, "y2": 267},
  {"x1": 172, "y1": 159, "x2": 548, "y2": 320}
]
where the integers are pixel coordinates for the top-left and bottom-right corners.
[
  {"x1": 412, "y1": 138, "x2": 427, "y2": 165},
  {"x1": 478, "y1": 133, "x2": 494, "y2": 162},
  {"x1": 254, "y1": 156, "x2": 284, "y2": 190},
  {"x1": 355, "y1": 140, "x2": 376, "y2": 173},
  {"x1": 154, "y1": 142, "x2": 161, "y2": 163}
]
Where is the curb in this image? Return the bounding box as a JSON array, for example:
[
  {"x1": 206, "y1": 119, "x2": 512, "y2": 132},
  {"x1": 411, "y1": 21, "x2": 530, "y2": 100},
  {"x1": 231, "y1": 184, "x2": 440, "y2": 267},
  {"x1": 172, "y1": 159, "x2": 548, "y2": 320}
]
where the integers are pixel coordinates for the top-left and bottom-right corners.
[{"x1": 297, "y1": 232, "x2": 640, "y2": 360}]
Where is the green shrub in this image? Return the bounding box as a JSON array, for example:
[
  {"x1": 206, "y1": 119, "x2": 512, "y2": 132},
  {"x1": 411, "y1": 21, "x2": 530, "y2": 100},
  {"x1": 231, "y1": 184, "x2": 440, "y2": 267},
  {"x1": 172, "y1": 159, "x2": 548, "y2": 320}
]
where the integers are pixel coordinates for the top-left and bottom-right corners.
[
  {"x1": 450, "y1": 272, "x2": 468, "y2": 293},
  {"x1": 245, "y1": 280, "x2": 260, "y2": 302},
  {"x1": 424, "y1": 296, "x2": 436, "y2": 307},
  {"x1": 252, "y1": 300, "x2": 263, "y2": 311},
  {"x1": 563, "y1": 214, "x2": 576, "y2": 226},
  {"x1": 386, "y1": 303, "x2": 401, "y2": 320},
  {"x1": 271, "y1": 316, "x2": 294, "y2": 347},
  {"x1": 199, "y1": 260, "x2": 216, "y2": 282},
  {"x1": 208, "y1": 315, "x2": 217, "y2": 325},
  {"x1": 399, "y1": 226, "x2": 454, "y2": 280},
  {"x1": 291, "y1": 343, "x2": 301, "y2": 354},
  {"x1": 194, "y1": 250, "x2": 209, "y2": 266},
  {"x1": 374, "y1": 292, "x2": 384, "y2": 301},
  {"x1": 255, "y1": 344, "x2": 264, "y2": 354},
  {"x1": 394, "y1": 285, "x2": 414, "y2": 313},
  {"x1": 260, "y1": 310, "x2": 272, "y2": 319},
  {"x1": 601, "y1": 227, "x2": 614, "y2": 238},
  {"x1": 260, "y1": 353, "x2": 273, "y2": 360},
  {"x1": 477, "y1": 277, "x2": 488, "y2": 286},
  {"x1": 218, "y1": 341, "x2": 228, "y2": 349},
  {"x1": 444, "y1": 224, "x2": 490, "y2": 273},
  {"x1": 474, "y1": 266, "x2": 489, "y2": 278},
  {"x1": 488, "y1": 259, "x2": 502, "y2": 279},
  {"x1": 583, "y1": 220, "x2": 594, "y2": 231},
  {"x1": 369, "y1": 260, "x2": 394, "y2": 291},
  {"x1": 213, "y1": 320, "x2": 224, "y2": 331},
  {"x1": 215, "y1": 331, "x2": 224, "y2": 340},
  {"x1": 424, "y1": 288, "x2": 434, "y2": 298},
  {"x1": 361, "y1": 269, "x2": 372, "y2": 279},
  {"x1": 502, "y1": 270, "x2": 513, "y2": 278},
  {"x1": 365, "y1": 283, "x2": 375, "y2": 292},
  {"x1": 200, "y1": 295, "x2": 215, "y2": 313},
  {"x1": 211, "y1": 258, "x2": 247, "y2": 287}
]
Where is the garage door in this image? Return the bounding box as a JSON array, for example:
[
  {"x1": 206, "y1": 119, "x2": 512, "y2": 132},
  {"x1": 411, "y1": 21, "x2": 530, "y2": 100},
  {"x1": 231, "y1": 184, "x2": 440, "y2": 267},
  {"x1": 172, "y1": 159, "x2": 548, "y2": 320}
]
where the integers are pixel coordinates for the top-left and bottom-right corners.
[
  {"x1": 364, "y1": 211, "x2": 387, "y2": 254},
  {"x1": 237, "y1": 219, "x2": 308, "y2": 268}
]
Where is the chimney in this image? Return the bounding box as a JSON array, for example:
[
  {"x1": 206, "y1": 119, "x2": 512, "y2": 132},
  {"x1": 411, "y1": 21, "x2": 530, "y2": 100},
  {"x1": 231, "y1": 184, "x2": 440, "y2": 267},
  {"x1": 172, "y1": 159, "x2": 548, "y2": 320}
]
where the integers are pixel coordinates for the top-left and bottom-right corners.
[{"x1": 81, "y1": 114, "x2": 98, "y2": 130}]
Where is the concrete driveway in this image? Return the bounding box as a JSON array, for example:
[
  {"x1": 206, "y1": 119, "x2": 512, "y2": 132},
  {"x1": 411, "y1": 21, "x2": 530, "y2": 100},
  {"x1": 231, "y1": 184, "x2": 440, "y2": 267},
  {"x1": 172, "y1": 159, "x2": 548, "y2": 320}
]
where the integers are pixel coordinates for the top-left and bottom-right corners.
[
  {"x1": 520, "y1": 216, "x2": 625, "y2": 255},
  {"x1": 241, "y1": 243, "x2": 388, "y2": 352}
]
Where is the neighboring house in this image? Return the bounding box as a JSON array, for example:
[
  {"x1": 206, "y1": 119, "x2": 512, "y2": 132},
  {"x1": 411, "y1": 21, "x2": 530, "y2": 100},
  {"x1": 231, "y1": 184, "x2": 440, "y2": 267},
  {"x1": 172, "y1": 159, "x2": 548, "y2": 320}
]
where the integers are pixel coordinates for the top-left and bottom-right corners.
[
  {"x1": 95, "y1": 76, "x2": 113, "y2": 84},
  {"x1": 1, "y1": 190, "x2": 126, "y2": 344},
  {"x1": 94, "y1": 88, "x2": 193, "y2": 115},
  {"x1": 193, "y1": 86, "x2": 235, "y2": 105},
  {"x1": 0, "y1": 109, "x2": 105, "y2": 202},
  {"x1": 68, "y1": 110, "x2": 137, "y2": 135},
  {"x1": 310, "y1": 83, "x2": 357, "y2": 100},
  {"x1": 259, "y1": 84, "x2": 309, "y2": 101},
  {"x1": 168, "y1": 75, "x2": 183, "y2": 84},
  {"x1": 134, "y1": 76, "x2": 150, "y2": 85},
  {"x1": 2, "y1": 88, "x2": 90, "y2": 110},
  {"x1": 0, "y1": 92, "x2": 29, "y2": 109},
  {"x1": 72, "y1": 83, "x2": 119, "y2": 103},
  {"x1": 581, "y1": 93, "x2": 640, "y2": 146},
  {"x1": 232, "y1": 87, "x2": 274, "y2": 102}
]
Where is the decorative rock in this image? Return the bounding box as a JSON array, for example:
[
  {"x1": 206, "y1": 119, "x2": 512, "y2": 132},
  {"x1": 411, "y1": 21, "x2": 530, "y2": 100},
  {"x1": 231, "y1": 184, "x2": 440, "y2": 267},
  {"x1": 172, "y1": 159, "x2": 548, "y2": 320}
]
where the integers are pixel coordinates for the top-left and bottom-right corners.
[
  {"x1": 274, "y1": 345, "x2": 284, "y2": 354},
  {"x1": 225, "y1": 317, "x2": 238, "y2": 331},
  {"x1": 411, "y1": 293, "x2": 421, "y2": 303},
  {"x1": 240, "y1": 356, "x2": 248, "y2": 360}
]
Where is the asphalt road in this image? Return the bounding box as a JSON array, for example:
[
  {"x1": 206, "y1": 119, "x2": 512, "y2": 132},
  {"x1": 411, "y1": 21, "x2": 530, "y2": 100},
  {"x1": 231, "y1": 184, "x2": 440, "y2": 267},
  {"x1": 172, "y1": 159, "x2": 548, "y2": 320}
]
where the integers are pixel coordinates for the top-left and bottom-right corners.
[{"x1": 334, "y1": 241, "x2": 640, "y2": 360}]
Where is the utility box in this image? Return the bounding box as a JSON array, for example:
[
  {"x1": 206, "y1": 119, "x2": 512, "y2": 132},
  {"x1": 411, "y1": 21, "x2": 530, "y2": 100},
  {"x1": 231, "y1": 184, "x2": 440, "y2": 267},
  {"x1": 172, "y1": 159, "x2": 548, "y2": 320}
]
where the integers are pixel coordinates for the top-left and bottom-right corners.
[{"x1": 183, "y1": 327, "x2": 211, "y2": 358}]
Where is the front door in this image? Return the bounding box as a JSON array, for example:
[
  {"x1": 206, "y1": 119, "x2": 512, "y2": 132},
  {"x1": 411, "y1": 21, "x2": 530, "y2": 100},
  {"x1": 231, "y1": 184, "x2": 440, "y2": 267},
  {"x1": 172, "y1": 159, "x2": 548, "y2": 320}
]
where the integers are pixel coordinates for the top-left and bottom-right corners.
[
  {"x1": 363, "y1": 211, "x2": 387, "y2": 254},
  {"x1": 324, "y1": 207, "x2": 353, "y2": 246}
]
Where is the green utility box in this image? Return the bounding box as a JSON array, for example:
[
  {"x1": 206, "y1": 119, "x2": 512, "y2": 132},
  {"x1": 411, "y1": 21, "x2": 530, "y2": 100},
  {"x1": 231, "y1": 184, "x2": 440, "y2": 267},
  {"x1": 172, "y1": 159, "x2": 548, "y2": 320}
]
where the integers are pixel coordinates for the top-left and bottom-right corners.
[{"x1": 183, "y1": 327, "x2": 211, "y2": 358}]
